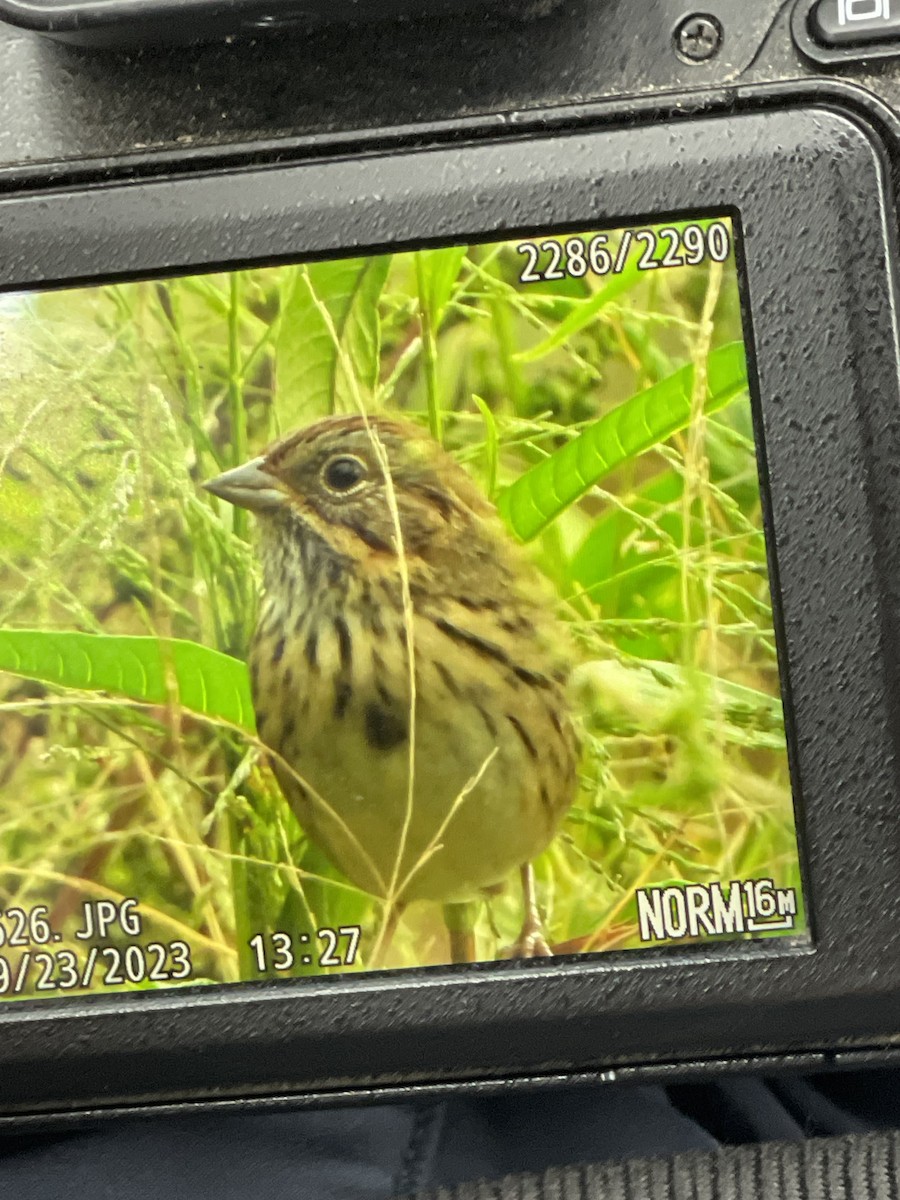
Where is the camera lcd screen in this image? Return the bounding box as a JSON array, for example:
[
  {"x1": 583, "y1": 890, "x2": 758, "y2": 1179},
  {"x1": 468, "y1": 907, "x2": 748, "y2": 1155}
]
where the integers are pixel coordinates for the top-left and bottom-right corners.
[{"x1": 0, "y1": 215, "x2": 807, "y2": 1001}]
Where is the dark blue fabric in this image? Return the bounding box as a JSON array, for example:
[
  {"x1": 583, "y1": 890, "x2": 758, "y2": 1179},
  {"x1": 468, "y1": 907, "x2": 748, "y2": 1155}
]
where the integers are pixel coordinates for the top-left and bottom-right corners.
[
  {"x1": 0, "y1": 1071, "x2": 892, "y2": 1198},
  {"x1": 425, "y1": 1084, "x2": 717, "y2": 1189},
  {"x1": 0, "y1": 1107, "x2": 420, "y2": 1199}
]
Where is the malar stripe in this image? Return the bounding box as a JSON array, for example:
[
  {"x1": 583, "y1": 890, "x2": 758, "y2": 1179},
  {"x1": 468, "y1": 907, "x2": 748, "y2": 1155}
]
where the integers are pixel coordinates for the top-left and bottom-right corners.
[
  {"x1": 352, "y1": 523, "x2": 394, "y2": 554},
  {"x1": 417, "y1": 484, "x2": 456, "y2": 522},
  {"x1": 303, "y1": 494, "x2": 391, "y2": 554}
]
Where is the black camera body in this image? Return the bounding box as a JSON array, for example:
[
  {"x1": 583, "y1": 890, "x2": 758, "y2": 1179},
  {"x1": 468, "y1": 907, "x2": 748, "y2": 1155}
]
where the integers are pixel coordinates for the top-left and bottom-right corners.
[
  {"x1": 0, "y1": 0, "x2": 553, "y2": 46},
  {"x1": 2, "y1": 0, "x2": 900, "y2": 1125}
]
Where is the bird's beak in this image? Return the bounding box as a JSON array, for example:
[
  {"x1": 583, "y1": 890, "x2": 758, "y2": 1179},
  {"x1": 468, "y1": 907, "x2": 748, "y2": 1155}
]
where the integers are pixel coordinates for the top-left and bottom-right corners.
[{"x1": 203, "y1": 457, "x2": 286, "y2": 513}]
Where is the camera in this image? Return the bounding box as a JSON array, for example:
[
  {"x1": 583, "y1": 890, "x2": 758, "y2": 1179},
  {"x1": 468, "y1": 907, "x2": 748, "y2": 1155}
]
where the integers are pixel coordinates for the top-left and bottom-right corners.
[
  {"x1": 0, "y1": 0, "x2": 899, "y2": 1123},
  {"x1": 0, "y1": 0, "x2": 547, "y2": 45}
]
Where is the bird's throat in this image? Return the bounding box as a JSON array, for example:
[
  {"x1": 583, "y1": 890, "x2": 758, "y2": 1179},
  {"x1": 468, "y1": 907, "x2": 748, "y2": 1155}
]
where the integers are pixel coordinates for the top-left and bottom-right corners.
[{"x1": 258, "y1": 511, "x2": 352, "y2": 624}]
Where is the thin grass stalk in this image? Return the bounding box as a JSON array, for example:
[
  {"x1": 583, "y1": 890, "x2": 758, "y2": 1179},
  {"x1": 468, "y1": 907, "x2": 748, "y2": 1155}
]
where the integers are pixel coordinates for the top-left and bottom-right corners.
[
  {"x1": 228, "y1": 273, "x2": 249, "y2": 545},
  {"x1": 222, "y1": 272, "x2": 259, "y2": 977},
  {"x1": 415, "y1": 252, "x2": 443, "y2": 443},
  {"x1": 298, "y1": 266, "x2": 418, "y2": 960}
]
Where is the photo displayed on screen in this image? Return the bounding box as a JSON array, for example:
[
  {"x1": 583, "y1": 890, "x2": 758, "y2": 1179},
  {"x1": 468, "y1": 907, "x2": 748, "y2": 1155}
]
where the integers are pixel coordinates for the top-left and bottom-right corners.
[{"x1": 0, "y1": 215, "x2": 807, "y2": 1000}]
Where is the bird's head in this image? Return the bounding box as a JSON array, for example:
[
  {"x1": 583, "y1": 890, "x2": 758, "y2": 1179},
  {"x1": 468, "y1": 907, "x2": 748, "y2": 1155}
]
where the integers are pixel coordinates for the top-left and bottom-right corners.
[{"x1": 203, "y1": 415, "x2": 494, "y2": 562}]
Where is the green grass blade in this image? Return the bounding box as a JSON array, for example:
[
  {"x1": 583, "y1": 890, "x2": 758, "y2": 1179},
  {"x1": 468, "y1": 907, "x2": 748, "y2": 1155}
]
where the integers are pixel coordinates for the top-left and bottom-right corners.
[
  {"x1": 498, "y1": 341, "x2": 748, "y2": 542},
  {"x1": 416, "y1": 245, "x2": 467, "y2": 324},
  {"x1": 0, "y1": 630, "x2": 256, "y2": 732},
  {"x1": 472, "y1": 394, "x2": 499, "y2": 500},
  {"x1": 414, "y1": 247, "x2": 467, "y2": 442}
]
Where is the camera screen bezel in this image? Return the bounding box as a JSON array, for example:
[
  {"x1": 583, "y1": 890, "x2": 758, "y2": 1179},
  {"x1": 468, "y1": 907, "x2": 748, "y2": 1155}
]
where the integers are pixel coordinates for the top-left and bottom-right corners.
[{"x1": 0, "y1": 104, "x2": 897, "y2": 1116}]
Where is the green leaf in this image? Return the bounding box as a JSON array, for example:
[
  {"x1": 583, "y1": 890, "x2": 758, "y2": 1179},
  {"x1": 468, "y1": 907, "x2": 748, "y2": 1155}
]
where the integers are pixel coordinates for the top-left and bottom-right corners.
[
  {"x1": 498, "y1": 341, "x2": 748, "y2": 542},
  {"x1": 0, "y1": 629, "x2": 255, "y2": 732},
  {"x1": 277, "y1": 257, "x2": 391, "y2": 422}
]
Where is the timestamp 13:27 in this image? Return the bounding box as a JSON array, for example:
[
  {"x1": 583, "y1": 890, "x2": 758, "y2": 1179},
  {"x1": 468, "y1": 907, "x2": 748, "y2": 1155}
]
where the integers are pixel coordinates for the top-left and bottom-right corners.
[{"x1": 248, "y1": 926, "x2": 361, "y2": 974}]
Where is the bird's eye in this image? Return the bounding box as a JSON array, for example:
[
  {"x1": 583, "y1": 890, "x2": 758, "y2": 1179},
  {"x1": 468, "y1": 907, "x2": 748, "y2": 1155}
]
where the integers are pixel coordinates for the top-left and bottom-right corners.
[{"x1": 322, "y1": 455, "x2": 367, "y2": 494}]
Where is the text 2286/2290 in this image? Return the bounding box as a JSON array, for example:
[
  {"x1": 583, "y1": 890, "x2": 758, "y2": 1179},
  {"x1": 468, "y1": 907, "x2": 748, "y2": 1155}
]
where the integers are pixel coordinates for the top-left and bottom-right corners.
[{"x1": 516, "y1": 221, "x2": 732, "y2": 285}]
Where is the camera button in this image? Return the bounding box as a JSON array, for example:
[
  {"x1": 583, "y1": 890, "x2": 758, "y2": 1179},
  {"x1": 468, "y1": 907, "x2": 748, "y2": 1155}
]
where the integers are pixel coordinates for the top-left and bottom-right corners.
[{"x1": 810, "y1": 0, "x2": 900, "y2": 45}]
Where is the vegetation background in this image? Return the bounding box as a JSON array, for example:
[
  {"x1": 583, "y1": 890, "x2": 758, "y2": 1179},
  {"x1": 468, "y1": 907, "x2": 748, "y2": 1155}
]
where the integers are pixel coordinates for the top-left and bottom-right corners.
[{"x1": 0, "y1": 221, "x2": 804, "y2": 994}]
